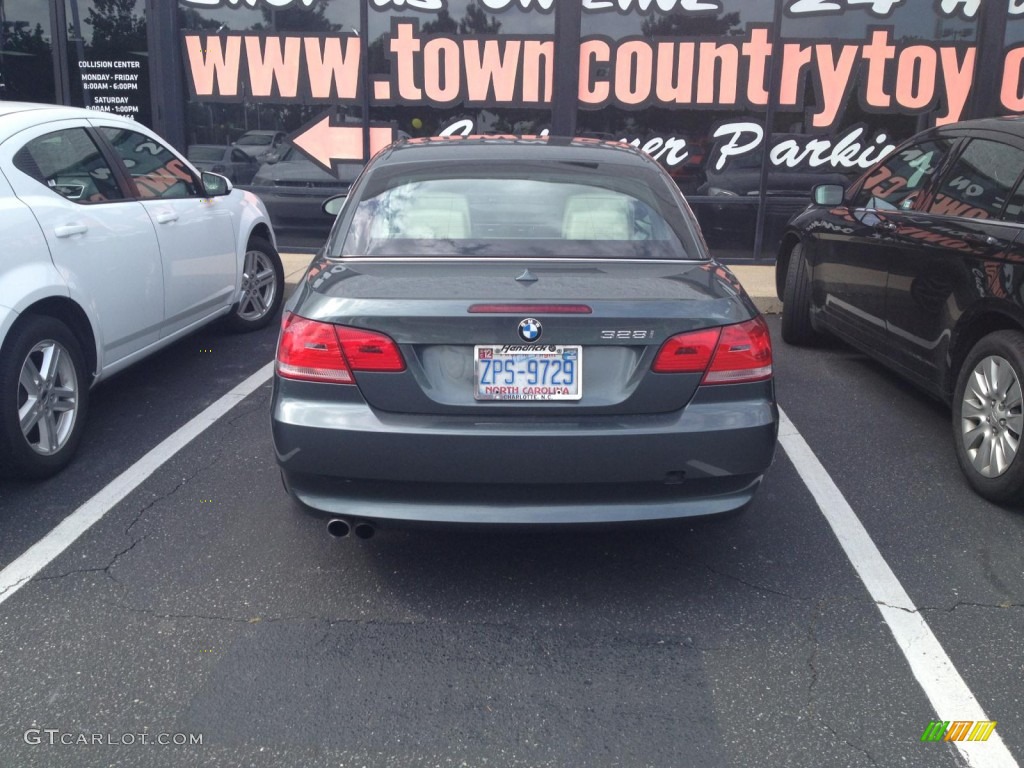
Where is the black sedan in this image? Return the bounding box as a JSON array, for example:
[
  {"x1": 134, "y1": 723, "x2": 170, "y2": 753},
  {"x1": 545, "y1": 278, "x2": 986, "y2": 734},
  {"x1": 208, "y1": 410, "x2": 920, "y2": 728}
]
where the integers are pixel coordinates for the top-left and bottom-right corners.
[
  {"x1": 777, "y1": 116, "x2": 1024, "y2": 503},
  {"x1": 272, "y1": 136, "x2": 778, "y2": 537},
  {"x1": 247, "y1": 143, "x2": 360, "y2": 233}
]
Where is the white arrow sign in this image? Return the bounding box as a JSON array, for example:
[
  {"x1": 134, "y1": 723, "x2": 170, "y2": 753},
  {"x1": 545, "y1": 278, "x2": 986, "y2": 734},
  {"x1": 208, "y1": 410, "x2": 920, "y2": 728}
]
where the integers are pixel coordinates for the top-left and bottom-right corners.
[{"x1": 292, "y1": 115, "x2": 395, "y2": 171}]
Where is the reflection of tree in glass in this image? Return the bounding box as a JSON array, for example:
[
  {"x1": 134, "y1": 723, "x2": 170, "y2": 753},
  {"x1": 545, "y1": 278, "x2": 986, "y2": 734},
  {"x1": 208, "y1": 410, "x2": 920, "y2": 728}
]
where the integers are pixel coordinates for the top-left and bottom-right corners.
[
  {"x1": 1, "y1": 21, "x2": 49, "y2": 55},
  {"x1": 423, "y1": 3, "x2": 502, "y2": 34},
  {"x1": 368, "y1": 33, "x2": 388, "y2": 75},
  {"x1": 423, "y1": 10, "x2": 458, "y2": 34},
  {"x1": 640, "y1": 12, "x2": 740, "y2": 37},
  {"x1": 460, "y1": 5, "x2": 501, "y2": 34},
  {"x1": 79, "y1": 0, "x2": 146, "y2": 55},
  {"x1": 373, "y1": 3, "x2": 503, "y2": 72},
  {"x1": 254, "y1": 0, "x2": 342, "y2": 33},
  {"x1": 178, "y1": 10, "x2": 223, "y2": 32},
  {"x1": 1, "y1": 18, "x2": 54, "y2": 101}
]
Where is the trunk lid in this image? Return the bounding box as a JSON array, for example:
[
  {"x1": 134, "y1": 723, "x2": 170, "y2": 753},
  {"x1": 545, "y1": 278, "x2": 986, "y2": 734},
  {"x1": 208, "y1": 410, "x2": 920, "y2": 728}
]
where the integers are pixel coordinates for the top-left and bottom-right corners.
[{"x1": 294, "y1": 257, "x2": 756, "y2": 416}]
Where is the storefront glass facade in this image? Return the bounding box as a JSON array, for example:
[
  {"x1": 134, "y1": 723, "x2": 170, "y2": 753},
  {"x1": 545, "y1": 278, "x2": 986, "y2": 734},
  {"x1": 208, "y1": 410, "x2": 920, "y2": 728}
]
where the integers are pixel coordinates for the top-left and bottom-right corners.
[
  {"x1": 2, "y1": 0, "x2": 1023, "y2": 258},
  {"x1": 0, "y1": 1, "x2": 56, "y2": 104}
]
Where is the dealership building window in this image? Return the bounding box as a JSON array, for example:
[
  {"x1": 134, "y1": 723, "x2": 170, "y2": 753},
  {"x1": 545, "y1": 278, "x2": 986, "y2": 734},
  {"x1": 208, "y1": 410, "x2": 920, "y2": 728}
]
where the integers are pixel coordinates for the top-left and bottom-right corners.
[
  {"x1": 2, "y1": 0, "x2": 1021, "y2": 258},
  {"x1": 0, "y1": 1, "x2": 56, "y2": 104}
]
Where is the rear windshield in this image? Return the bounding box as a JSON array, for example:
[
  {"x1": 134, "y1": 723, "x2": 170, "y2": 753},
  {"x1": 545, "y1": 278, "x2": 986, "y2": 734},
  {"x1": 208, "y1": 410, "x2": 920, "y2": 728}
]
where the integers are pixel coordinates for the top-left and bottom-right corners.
[
  {"x1": 329, "y1": 161, "x2": 703, "y2": 260},
  {"x1": 187, "y1": 146, "x2": 223, "y2": 161}
]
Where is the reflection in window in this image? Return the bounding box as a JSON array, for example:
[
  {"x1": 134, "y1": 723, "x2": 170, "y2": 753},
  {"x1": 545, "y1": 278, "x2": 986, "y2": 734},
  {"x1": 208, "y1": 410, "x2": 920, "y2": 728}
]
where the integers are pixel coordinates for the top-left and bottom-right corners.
[
  {"x1": 777, "y1": 2, "x2": 977, "y2": 187},
  {"x1": 781, "y1": 2, "x2": 976, "y2": 42},
  {"x1": 854, "y1": 139, "x2": 955, "y2": 210},
  {"x1": 338, "y1": 164, "x2": 691, "y2": 260},
  {"x1": 179, "y1": 0, "x2": 360, "y2": 147},
  {"x1": 577, "y1": 1, "x2": 773, "y2": 195},
  {"x1": 100, "y1": 127, "x2": 199, "y2": 199},
  {"x1": 927, "y1": 139, "x2": 1024, "y2": 220},
  {"x1": 365, "y1": 0, "x2": 553, "y2": 140},
  {"x1": 0, "y1": 1, "x2": 56, "y2": 103},
  {"x1": 13, "y1": 129, "x2": 123, "y2": 203},
  {"x1": 1006, "y1": 7, "x2": 1024, "y2": 46}
]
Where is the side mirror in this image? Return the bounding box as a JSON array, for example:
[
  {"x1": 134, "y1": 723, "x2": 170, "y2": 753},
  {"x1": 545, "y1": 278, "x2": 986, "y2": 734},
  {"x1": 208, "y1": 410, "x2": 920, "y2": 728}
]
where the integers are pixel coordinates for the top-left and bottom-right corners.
[
  {"x1": 323, "y1": 194, "x2": 347, "y2": 217},
  {"x1": 813, "y1": 184, "x2": 845, "y2": 206},
  {"x1": 202, "y1": 172, "x2": 233, "y2": 197}
]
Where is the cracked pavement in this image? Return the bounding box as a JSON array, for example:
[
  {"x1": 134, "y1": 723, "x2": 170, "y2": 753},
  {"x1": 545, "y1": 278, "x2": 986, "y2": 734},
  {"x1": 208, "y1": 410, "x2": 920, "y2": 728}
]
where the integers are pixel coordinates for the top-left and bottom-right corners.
[{"x1": 0, "y1": 317, "x2": 1019, "y2": 767}]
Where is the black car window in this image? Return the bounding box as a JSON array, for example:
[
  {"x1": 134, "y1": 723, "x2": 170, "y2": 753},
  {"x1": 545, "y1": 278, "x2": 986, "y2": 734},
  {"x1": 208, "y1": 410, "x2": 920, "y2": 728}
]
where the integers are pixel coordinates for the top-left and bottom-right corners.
[
  {"x1": 98, "y1": 127, "x2": 201, "y2": 200},
  {"x1": 853, "y1": 139, "x2": 955, "y2": 212},
  {"x1": 926, "y1": 138, "x2": 1024, "y2": 221},
  {"x1": 231, "y1": 148, "x2": 250, "y2": 163},
  {"x1": 13, "y1": 128, "x2": 124, "y2": 203}
]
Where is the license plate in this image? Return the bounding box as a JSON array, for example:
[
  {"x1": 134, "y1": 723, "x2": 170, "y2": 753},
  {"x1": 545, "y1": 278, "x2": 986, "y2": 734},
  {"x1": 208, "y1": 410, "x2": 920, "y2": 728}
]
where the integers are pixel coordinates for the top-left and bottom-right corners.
[{"x1": 474, "y1": 345, "x2": 582, "y2": 401}]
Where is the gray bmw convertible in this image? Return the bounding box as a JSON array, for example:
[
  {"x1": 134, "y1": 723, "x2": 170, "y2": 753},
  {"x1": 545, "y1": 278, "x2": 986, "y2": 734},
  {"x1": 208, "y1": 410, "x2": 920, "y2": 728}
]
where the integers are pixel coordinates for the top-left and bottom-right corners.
[{"x1": 272, "y1": 136, "x2": 778, "y2": 537}]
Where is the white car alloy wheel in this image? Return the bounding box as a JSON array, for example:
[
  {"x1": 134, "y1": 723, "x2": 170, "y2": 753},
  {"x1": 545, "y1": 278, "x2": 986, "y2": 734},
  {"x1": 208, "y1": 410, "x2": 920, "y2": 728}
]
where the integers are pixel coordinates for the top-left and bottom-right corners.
[
  {"x1": 19, "y1": 338, "x2": 80, "y2": 456},
  {"x1": 238, "y1": 247, "x2": 279, "y2": 322},
  {"x1": 959, "y1": 354, "x2": 1023, "y2": 478},
  {"x1": 226, "y1": 236, "x2": 283, "y2": 332},
  {"x1": 0, "y1": 316, "x2": 90, "y2": 478}
]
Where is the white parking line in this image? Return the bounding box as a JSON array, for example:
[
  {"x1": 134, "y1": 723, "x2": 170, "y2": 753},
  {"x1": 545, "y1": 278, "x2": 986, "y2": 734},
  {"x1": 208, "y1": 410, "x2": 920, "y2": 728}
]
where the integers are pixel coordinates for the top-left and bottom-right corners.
[
  {"x1": 778, "y1": 407, "x2": 1019, "y2": 768},
  {"x1": 0, "y1": 363, "x2": 274, "y2": 608}
]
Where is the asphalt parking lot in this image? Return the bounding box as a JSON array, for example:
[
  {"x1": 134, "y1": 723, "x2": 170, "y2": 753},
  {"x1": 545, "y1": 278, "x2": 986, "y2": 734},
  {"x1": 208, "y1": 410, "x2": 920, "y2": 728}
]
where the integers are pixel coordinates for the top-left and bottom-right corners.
[{"x1": 0, "y1": 309, "x2": 1021, "y2": 768}]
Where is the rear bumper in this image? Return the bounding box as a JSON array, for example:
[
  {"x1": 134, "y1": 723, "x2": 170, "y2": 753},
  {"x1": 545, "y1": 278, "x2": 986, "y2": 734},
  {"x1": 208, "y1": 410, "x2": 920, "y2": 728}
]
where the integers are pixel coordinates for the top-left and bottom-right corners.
[
  {"x1": 272, "y1": 378, "x2": 778, "y2": 523},
  {"x1": 281, "y1": 472, "x2": 765, "y2": 525}
]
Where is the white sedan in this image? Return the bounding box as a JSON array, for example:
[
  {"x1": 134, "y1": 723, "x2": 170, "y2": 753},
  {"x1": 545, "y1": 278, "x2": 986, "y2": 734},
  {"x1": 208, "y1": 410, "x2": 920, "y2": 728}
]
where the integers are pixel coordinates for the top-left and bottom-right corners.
[{"x1": 0, "y1": 102, "x2": 283, "y2": 478}]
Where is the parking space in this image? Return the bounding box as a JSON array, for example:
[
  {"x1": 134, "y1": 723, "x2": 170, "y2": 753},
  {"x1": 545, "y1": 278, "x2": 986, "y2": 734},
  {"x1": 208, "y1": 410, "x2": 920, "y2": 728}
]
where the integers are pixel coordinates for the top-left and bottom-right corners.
[
  {"x1": 0, "y1": 315, "x2": 1020, "y2": 767},
  {"x1": 0, "y1": 320, "x2": 282, "y2": 568},
  {"x1": 774, "y1": 329, "x2": 1024, "y2": 763}
]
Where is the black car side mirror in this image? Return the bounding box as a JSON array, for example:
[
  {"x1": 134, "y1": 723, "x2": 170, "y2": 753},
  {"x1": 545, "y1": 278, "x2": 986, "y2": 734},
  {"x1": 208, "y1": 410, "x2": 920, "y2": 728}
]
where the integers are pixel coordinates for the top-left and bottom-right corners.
[
  {"x1": 201, "y1": 172, "x2": 233, "y2": 197},
  {"x1": 813, "y1": 184, "x2": 845, "y2": 206}
]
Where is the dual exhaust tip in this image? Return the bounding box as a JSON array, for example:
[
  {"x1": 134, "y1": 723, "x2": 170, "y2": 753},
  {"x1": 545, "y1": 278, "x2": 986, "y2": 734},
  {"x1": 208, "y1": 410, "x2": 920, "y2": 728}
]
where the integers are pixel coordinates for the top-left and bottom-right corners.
[{"x1": 327, "y1": 517, "x2": 376, "y2": 539}]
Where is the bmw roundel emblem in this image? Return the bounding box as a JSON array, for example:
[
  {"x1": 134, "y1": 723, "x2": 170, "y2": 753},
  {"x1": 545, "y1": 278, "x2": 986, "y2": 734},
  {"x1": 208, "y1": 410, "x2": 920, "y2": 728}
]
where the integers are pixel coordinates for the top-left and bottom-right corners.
[{"x1": 518, "y1": 318, "x2": 542, "y2": 342}]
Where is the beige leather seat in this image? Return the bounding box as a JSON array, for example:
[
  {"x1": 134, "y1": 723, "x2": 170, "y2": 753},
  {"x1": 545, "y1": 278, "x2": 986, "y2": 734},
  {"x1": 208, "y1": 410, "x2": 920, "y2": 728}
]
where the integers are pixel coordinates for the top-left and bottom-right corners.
[
  {"x1": 386, "y1": 193, "x2": 471, "y2": 239},
  {"x1": 562, "y1": 194, "x2": 632, "y2": 240}
]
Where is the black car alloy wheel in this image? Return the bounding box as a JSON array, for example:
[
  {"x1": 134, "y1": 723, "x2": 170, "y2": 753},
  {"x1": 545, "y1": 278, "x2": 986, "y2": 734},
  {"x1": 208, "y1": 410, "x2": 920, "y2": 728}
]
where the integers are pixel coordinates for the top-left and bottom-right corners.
[{"x1": 953, "y1": 330, "x2": 1024, "y2": 503}]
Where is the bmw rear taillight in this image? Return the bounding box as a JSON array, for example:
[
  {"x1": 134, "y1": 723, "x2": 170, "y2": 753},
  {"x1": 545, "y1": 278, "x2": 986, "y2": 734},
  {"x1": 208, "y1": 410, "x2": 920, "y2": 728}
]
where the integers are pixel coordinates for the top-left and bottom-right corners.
[
  {"x1": 652, "y1": 317, "x2": 772, "y2": 384},
  {"x1": 277, "y1": 314, "x2": 351, "y2": 383},
  {"x1": 335, "y1": 326, "x2": 405, "y2": 372},
  {"x1": 651, "y1": 327, "x2": 721, "y2": 373},
  {"x1": 276, "y1": 313, "x2": 404, "y2": 383},
  {"x1": 703, "y1": 317, "x2": 772, "y2": 384}
]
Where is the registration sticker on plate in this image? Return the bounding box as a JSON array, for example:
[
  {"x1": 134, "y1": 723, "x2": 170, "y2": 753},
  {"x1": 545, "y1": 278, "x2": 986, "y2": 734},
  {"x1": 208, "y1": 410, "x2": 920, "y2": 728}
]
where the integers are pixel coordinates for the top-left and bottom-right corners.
[{"x1": 474, "y1": 345, "x2": 582, "y2": 401}]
